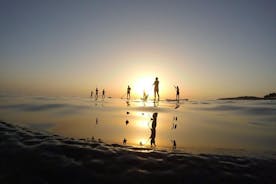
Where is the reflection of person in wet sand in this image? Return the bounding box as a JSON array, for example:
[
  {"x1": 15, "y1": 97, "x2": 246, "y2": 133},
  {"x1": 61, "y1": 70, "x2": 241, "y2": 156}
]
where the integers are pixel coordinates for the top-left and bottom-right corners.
[
  {"x1": 150, "y1": 128, "x2": 156, "y2": 146},
  {"x1": 150, "y1": 112, "x2": 158, "y2": 146},
  {"x1": 172, "y1": 116, "x2": 178, "y2": 129},
  {"x1": 127, "y1": 85, "x2": 131, "y2": 100},
  {"x1": 126, "y1": 100, "x2": 130, "y2": 106},
  {"x1": 172, "y1": 140, "x2": 176, "y2": 149},
  {"x1": 153, "y1": 77, "x2": 159, "y2": 101}
]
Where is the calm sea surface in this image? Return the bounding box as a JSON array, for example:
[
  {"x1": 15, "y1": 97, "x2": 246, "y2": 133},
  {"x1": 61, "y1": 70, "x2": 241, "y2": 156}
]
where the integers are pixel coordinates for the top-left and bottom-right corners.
[{"x1": 0, "y1": 95, "x2": 275, "y2": 157}]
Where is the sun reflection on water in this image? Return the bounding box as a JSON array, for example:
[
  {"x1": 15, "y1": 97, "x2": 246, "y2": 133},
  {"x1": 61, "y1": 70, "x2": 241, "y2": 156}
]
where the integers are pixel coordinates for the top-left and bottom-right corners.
[{"x1": 0, "y1": 96, "x2": 275, "y2": 157}]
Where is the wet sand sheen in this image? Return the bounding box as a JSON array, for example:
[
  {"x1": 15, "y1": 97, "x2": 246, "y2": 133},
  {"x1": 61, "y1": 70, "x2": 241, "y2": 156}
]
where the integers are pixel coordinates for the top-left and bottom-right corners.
[
  {"x1": 1, "y1": 121, "x2": 275, "y2": 184},
  {"x1": 0, "y1": 96, "x2": 275, "y2": 157}
]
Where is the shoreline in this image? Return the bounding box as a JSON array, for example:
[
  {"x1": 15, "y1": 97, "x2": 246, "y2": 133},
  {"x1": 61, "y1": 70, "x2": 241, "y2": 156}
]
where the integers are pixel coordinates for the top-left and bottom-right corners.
[{"x1": 1, "y1": 121, "x2": 275, "y2": 183}]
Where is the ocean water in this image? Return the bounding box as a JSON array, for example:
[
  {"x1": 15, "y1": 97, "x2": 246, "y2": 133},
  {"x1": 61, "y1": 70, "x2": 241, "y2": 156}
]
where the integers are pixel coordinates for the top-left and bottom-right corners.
[{"x1": 0, "y1": 95, "x2": 275, "y2": 157}]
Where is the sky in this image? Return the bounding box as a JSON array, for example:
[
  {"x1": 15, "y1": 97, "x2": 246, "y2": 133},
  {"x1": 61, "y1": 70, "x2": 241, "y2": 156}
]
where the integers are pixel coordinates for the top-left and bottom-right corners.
[{"x1": 0, "y1": 0, "x2": 275, "y2": 99}]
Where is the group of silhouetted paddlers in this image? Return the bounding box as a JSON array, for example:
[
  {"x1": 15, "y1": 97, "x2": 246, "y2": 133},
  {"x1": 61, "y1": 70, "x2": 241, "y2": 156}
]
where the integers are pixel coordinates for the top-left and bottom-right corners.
[
  {"x1": 90, "y1": 88, "x2": 105, "y2": 100},
  {"x1": 91, "y1": 77, "x2": 181, "y2": 102}
]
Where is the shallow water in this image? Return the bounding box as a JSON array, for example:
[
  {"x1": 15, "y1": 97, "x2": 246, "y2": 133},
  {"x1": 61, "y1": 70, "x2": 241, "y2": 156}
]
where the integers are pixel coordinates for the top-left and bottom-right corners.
[{"x1": 0, "y1": 95, "x2": 275, "y2": 157}]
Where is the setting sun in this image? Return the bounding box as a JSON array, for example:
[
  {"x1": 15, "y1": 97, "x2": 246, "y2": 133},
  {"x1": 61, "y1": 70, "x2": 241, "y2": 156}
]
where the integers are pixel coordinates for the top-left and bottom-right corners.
[{"x1": 132, "y1": 76, "x2": 155, "y2": 99}]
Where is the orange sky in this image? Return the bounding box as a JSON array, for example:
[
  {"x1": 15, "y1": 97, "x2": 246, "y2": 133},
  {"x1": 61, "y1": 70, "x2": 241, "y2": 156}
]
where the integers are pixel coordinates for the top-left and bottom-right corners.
[{"x1": 0, "y1": 1, "x2": 275, "y2": 99}]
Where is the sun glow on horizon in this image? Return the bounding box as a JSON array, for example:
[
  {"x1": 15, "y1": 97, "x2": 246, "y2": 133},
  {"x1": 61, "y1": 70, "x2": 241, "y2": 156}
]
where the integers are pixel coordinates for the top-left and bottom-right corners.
[
  {"x1": 131, "y1": 76, "x2": 157, "y2": 99},
  {"x1": 132, "y1": 76, "x2": 153, "y2": 99}
]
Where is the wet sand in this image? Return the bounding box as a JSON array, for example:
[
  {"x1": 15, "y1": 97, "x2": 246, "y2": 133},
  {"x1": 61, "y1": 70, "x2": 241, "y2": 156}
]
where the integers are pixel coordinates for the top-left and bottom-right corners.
[{"x1": 0, "y1": 121, "x2": 275, "y2": 184}]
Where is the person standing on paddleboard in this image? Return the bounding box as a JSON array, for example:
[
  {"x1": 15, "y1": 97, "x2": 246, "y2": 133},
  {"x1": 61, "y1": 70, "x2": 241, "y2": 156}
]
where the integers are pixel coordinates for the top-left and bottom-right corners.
[
  {"x1": 127, "y1": 85, "x2": 131, "y2": 100},
  {"x1": 95, "y1": 88, "x2": 98, "y2": 100},
  {"x1": 153, "y1": 77, "x2": 160, "y2": 101},
  {"x1": 102, "y1": 89, "x2": 105, "y2": 99},
  {"x1": 175, "y1": 85, "x2": 180, "y2": 102}
]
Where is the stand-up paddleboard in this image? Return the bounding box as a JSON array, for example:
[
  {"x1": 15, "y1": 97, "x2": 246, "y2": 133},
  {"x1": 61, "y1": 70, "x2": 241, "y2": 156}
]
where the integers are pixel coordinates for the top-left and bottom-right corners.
[{"x1": 166, "y1": 98, "x2": 188, "y2": 102}]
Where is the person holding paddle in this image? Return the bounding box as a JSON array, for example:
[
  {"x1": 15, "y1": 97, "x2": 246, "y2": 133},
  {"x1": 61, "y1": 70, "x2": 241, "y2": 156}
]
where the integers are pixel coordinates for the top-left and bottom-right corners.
[
  {"x1": 175, "y1": 85, "x2": 180, "y2": 102},
  {"x1": 127, "y1": 85, "x2": 131, "y2": 100}
]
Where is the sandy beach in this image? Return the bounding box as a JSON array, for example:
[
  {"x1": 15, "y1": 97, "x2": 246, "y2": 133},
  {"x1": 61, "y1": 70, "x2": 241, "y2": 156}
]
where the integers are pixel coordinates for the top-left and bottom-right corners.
[
  {"x1": 1, "y1": 1, "x2": 276, "y2": 183},
  {"x1": 1, "y1": 121, "x2": 275, "y2": 184}
]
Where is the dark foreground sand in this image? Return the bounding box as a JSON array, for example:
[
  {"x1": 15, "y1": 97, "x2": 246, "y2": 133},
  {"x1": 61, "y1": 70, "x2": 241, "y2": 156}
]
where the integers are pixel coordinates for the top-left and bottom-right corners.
[{"x1": 0, "y1": 122, "x2": 275, "y2": 184}]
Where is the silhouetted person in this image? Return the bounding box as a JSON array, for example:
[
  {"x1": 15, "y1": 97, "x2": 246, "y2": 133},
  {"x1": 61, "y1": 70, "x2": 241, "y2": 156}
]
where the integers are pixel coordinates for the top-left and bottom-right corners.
[
  {"x1": 143, "y1": 90, "x2": 148, "y2": 101},
  {"x1": 153, "y1": 77, "x2": 160, "y2": 101},
  {"x1": 91, "y1": 91, "x2": 93, "y2": 98},
  {"x1": 123, "y1": 138, "x2": 127, "y2": 145},
  {"x1": 102, "y1": 89, "x2": 105, "y2": 99},
  {"x1": 150, "y1": 112, "x2": 158, "y2": 146},
  {"x1": 95, "y1": 88, "x2": 99, "y2": 100},
  {"x1": 175, "y1": 85, "x2": 180, "y2": 102},
  {"x1": 127, "y1": 85, "x2": 131, "y2": 100}
]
